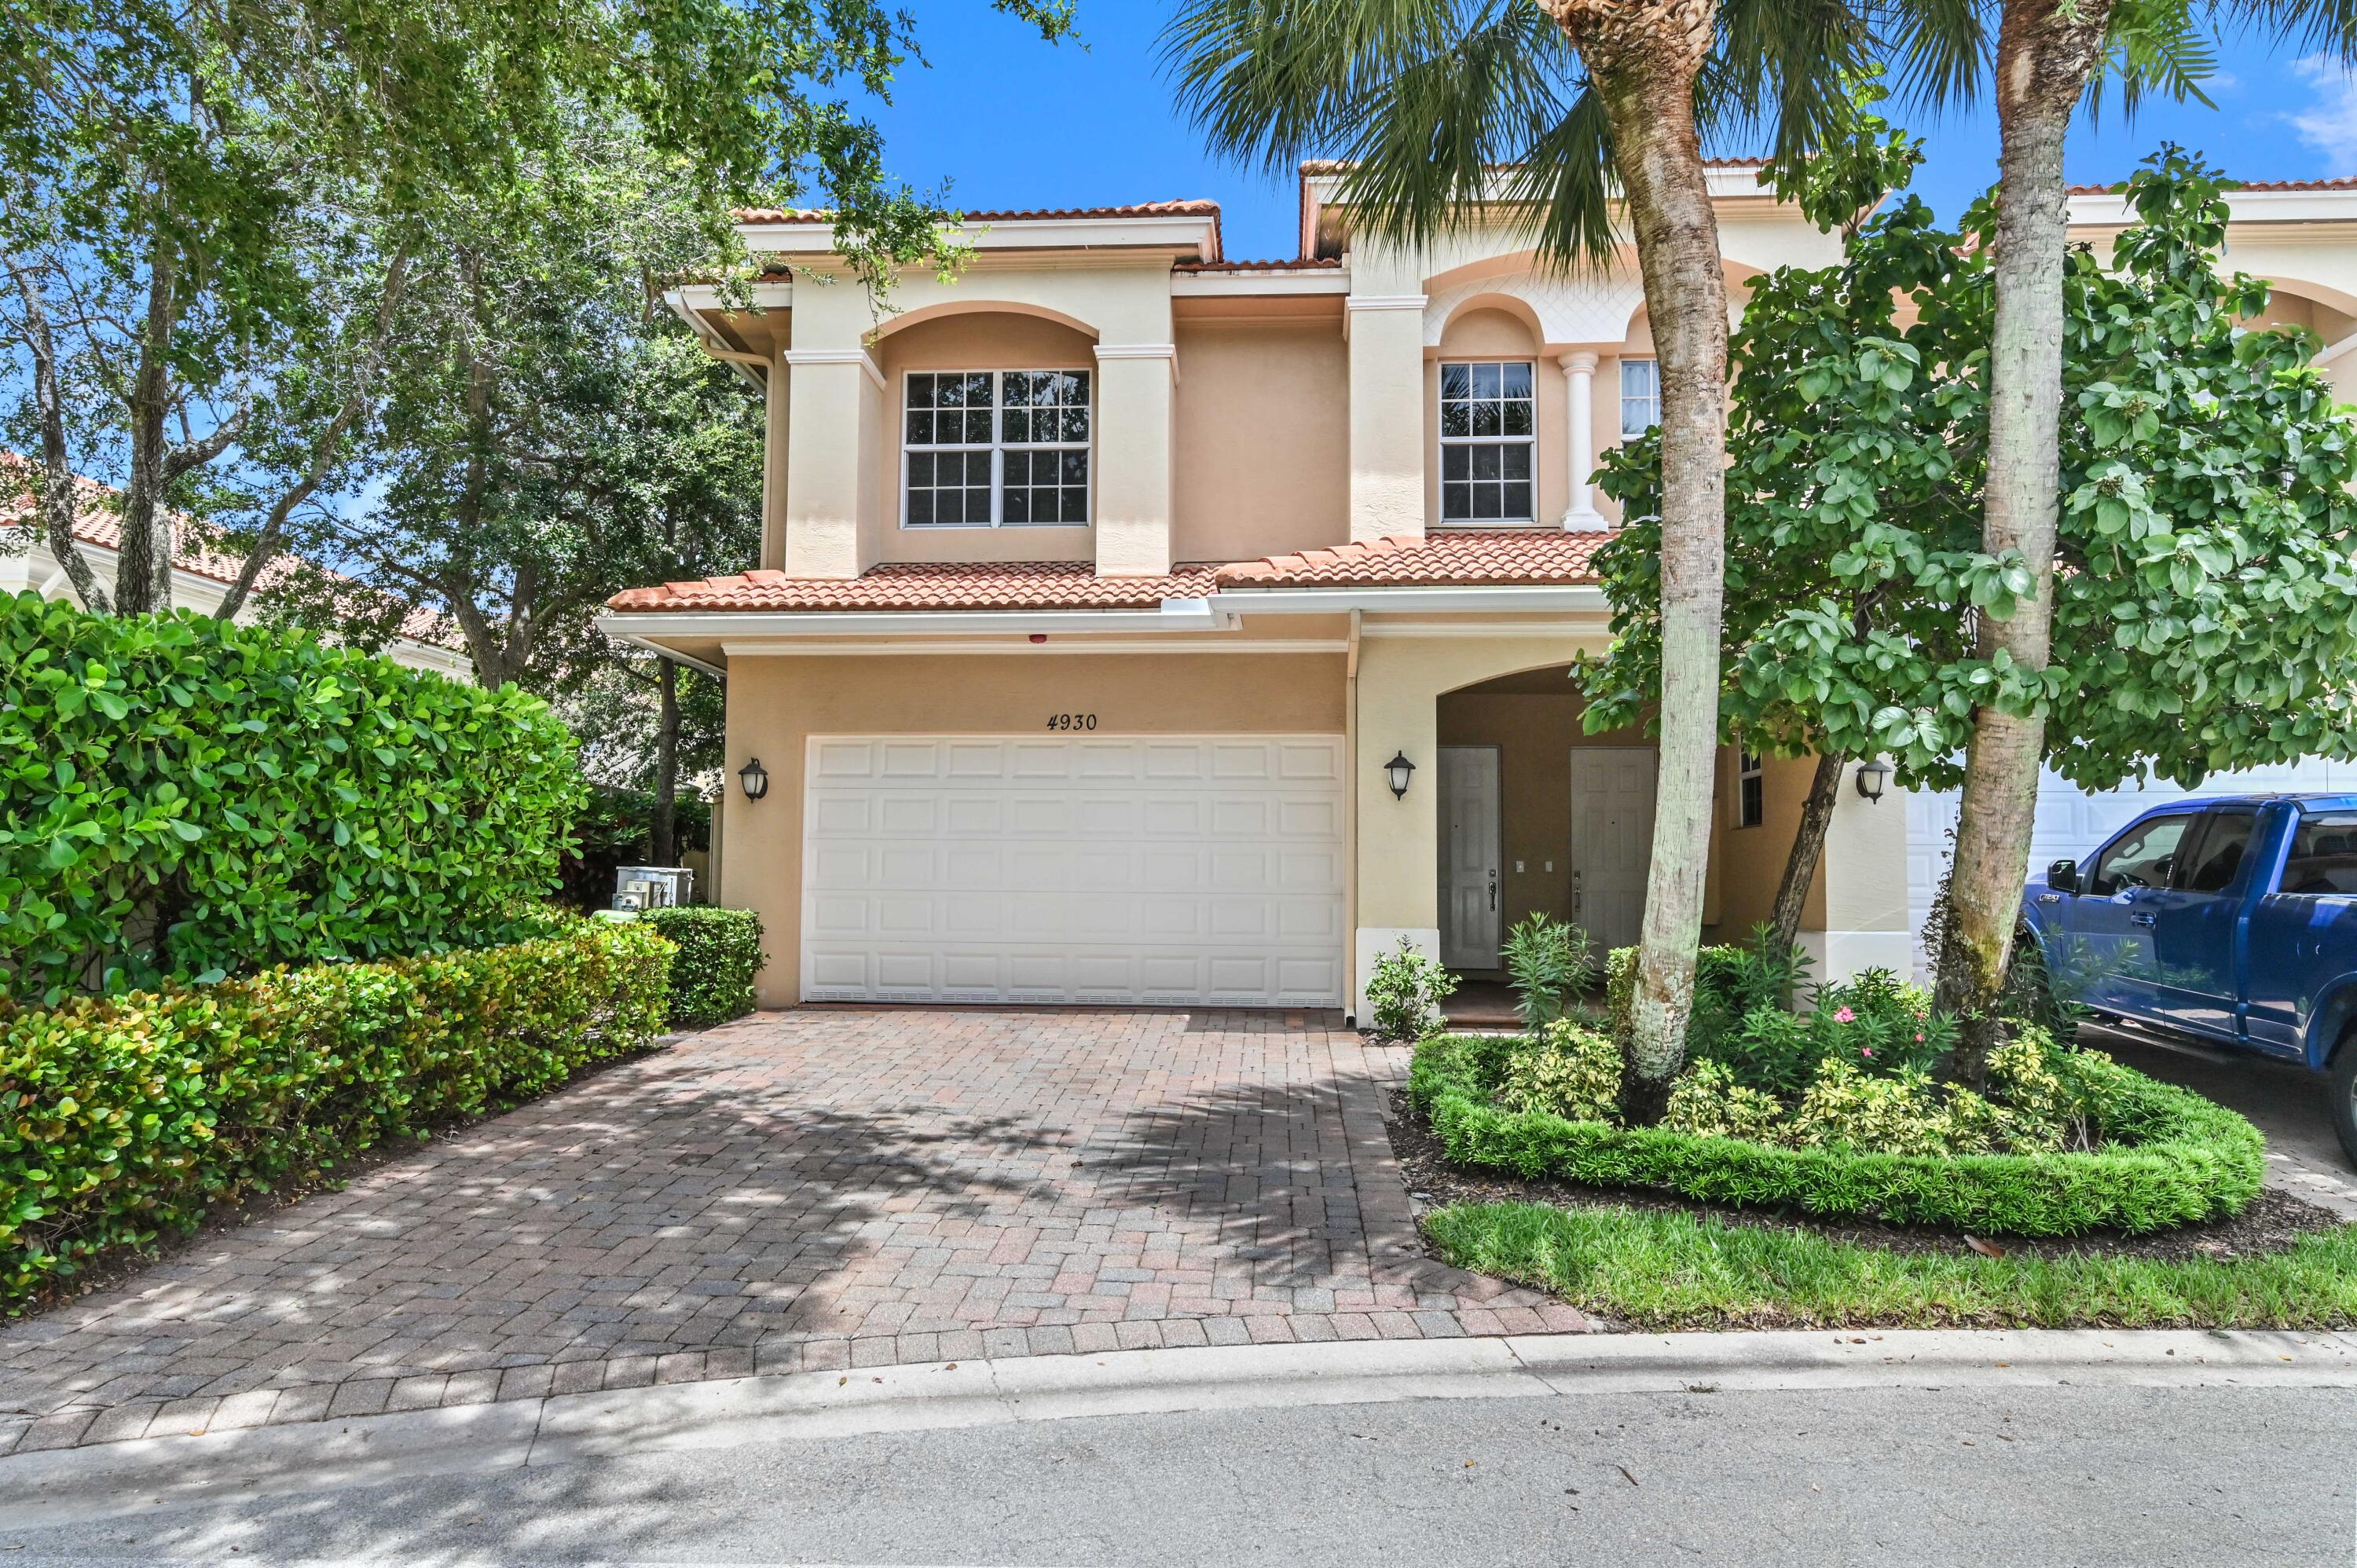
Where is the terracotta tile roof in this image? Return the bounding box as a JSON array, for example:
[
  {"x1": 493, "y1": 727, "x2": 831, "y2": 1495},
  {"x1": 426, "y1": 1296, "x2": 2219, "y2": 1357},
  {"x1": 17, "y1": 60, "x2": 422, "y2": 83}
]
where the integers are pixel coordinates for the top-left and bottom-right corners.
[
  {"x1": 606, "y1": 560, "x2": 1222, "y2": 613},
  {"x1": 1171, "y1": 257, "x2": 1344, "y2": 273},
  {"x1": 2068, "y1": 176, "x2": 2357, "y2": 196},
  {"x1": 735, "y1": 200, "x2": 1222, "y2": 224},
  {"x1": 2, "y1": 454, "x2": 459, "y2": 650},
  {"x1": 1299, "y1": 156, "x2": 1770, "y2": 174},
  {"x1": 1215, "y1": 529, "x2": 1611, "y2": 588},
  {"x1": 607, "y1": 530, "x2": 1614, "y2": 614}
]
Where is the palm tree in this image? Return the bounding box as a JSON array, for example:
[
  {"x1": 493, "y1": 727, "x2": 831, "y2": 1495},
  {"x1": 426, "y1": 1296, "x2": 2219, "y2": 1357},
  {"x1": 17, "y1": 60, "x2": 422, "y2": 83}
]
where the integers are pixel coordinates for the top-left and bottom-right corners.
[
  {"x1": 1883, "y1": 0, "x2": 2357, "y2": 1077},
  {"x1": 1161, "y1": 0, "x2": 1871, "y2": 1113}
]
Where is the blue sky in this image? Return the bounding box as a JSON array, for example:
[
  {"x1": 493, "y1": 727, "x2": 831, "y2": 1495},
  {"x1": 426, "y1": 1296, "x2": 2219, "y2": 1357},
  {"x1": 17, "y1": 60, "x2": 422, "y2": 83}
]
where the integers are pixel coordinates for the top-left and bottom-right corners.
[{"x1": 863, "y1": 8, "x2": 2357, "y2": 260}]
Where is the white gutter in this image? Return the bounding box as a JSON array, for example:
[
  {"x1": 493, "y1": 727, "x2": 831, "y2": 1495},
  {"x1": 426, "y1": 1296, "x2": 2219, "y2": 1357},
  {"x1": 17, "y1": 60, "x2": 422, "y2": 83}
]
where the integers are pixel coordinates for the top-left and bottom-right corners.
[
  {"x1": 596, "y1": 584, "x2": 1610, "y2": 657},
  {"x1": 596, "y1": 599, "x2": 1224, "y2": 643}
]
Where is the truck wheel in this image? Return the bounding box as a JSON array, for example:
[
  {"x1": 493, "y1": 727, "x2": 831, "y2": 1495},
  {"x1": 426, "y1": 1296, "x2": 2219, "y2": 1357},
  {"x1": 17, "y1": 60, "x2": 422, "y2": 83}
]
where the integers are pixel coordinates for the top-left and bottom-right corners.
[{"x1": 2332, "y1": 1039, "x2": 2357, "y2": 1168}]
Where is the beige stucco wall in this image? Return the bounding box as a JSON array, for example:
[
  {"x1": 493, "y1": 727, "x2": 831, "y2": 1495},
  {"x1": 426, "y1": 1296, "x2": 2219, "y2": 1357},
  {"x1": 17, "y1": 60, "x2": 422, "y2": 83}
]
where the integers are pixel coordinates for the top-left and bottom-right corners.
[
  {"x1": 720, "y1": 648, "x2": 1349, "y2": 1006},
  {"x1": 1172, "y1": 321, "x2": 1349, "y2": 563}
]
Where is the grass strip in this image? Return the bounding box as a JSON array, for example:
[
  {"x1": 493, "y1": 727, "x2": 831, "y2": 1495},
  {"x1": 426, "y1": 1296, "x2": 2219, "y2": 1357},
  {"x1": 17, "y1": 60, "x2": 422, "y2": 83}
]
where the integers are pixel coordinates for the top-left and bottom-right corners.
[{"x1": 1424, "y1": 1200, "x2": 2357, "y2": 1332}]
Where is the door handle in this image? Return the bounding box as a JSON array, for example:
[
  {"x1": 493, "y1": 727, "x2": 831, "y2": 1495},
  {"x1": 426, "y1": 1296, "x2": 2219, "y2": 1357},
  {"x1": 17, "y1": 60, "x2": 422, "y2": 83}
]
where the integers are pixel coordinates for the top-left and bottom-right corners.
[
  {"x1": 1488, "y1": 870, "x2": 1498, "y2": 912},
  {"x1": 1572, "y1": 870, "x2": 1582, "y2": 916},
  {"x1": 2130, "y1": 913, "x2": 2156, "y2": 928}
]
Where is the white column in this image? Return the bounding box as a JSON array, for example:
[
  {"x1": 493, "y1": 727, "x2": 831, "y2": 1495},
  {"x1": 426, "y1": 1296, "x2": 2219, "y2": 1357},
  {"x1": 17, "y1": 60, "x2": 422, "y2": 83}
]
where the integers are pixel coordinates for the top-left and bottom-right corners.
[{"x1": 1560, "y1": 351, "x2": 1605, "y2": 531}]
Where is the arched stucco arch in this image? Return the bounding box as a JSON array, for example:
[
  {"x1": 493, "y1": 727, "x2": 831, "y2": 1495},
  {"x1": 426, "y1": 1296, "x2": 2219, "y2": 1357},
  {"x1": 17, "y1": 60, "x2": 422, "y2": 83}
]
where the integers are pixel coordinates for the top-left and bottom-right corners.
[
  {"x1": 866, "y1": 296, "x2": 1102, "y2": 345},
  {"x1": 1433, "y1": 291, "x2": 1546, "y2": 350}
]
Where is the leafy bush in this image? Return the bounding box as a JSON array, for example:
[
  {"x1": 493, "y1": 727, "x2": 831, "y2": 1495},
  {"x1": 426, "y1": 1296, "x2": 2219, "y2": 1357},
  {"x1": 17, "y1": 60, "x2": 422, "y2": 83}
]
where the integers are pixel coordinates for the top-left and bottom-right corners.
[
  {"x1": 1408, "y1": 1028, "x2": 2264, "y2": 1236},
  {"x1": 1503, "y1": 914, "x2": 1593, "y2": 1028},
  {"x1": 1496, "y1": 1018, "x2": 1622, "y2": 1123},
  {"x1": 1699, "y1": 968, "x2": 1954, "y2": 1096},
  {"x1": 1606, "y1": 929, "x2": 1809, "y2": 1052},
  {"x1": 1662, "y1": 1059, "x2": 1785, "y2": 1143},
  {"x1": 2, "y1": 594, "x2": 585, "y2": 1002},
  {"x1": 0, "y1": 918, "x2": 670, "y2": 1307},
  {"x1": 1365, "y1": 937, "x2": 1455, "y2": 1042},
  {"x1": 640, "y1": 907, "x2": 764, "y2": 1028}
]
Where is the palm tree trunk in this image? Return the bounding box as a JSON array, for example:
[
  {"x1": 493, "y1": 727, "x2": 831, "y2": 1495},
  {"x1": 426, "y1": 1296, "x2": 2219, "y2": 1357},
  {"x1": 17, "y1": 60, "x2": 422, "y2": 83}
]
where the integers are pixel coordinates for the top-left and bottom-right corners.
[
  {"x1": 1545, "y1": 1, "x2": 1727, "y2": 1118},
  {"x1": 1934, "y1": 0, "x2": 2113, "y2": 1083},
  {"x1": 1770, "y1": 751, "x2": 1843, "y2": 955}
]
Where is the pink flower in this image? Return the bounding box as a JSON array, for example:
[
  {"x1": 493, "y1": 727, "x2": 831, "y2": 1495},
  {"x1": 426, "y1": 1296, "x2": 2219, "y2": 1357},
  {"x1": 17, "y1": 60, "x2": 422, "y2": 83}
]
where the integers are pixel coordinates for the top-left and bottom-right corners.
[
  {"x1": 1914, "y1": 1032, "x2": 1925, "y2": 1042},
  {"x1": 1833, "y1": 1006, "x2": 1856, "y2": 1024},
  {"x1": 1861, "y1": 1046, "x2": 1875, "y2": 1058}
]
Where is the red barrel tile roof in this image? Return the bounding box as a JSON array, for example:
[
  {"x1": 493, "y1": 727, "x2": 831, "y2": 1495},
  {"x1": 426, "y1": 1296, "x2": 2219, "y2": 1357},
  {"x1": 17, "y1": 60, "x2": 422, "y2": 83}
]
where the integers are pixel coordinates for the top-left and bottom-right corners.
[
  {"x1": 1216, "y1": 529, "x2": 1611, "y2": 588},
  {"x1": 735, "y1": 200, "x2": 1222, "y2": 224},
  {"x1": 606, "y1": 529, "x2": 1614, "y2": 613},
  {"x1": 606, "y1": 560, "x2": 1221, "y2": 613}
]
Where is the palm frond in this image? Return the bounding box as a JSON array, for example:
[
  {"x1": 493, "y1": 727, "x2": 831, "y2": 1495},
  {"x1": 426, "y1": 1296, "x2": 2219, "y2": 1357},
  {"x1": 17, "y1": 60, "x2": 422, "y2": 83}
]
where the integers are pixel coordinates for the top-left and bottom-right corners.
[{"x1": 1871, "y1": 0, "x2": 1989, "y2": 119}]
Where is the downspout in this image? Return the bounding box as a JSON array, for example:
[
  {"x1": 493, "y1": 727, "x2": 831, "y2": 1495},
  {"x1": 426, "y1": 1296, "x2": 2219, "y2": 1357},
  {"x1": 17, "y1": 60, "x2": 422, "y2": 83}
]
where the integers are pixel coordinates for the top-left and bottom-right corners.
[{"x1": 1344, "y1": 608, "x2": 1362, "y2": 1027}]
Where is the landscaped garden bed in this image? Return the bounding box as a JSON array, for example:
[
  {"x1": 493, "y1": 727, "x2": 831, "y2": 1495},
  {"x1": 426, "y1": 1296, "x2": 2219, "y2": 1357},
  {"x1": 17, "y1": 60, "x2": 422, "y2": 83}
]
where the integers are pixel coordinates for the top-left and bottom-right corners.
[{"x1": 1374, "y1": 919, "x2": 2352, "y2": 1331}]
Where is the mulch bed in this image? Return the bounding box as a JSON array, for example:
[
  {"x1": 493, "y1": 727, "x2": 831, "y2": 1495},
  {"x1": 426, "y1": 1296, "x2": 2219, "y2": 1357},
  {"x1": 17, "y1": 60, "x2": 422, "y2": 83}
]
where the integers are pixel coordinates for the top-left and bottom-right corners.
[{"x1": 1384, "y1": 1086, "x2": 2345, "y2": 1266}]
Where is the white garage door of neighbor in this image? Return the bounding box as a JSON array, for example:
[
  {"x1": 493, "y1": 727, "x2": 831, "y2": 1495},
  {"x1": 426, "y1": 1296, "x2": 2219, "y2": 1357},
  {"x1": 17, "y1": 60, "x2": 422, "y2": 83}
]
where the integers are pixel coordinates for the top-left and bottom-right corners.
[
  {"x1": 1905, "y1": 758, "x2": 2355, "y2": 979},
  {"x1": 801, "y1": 735, "x2": 1347, "y2": 1007}
]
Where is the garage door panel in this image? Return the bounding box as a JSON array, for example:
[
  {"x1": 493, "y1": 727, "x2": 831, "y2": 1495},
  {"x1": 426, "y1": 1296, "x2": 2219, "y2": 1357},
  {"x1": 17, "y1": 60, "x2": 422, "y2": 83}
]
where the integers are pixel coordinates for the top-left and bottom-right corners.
[{"x1": 801, "y1": 735, "x2": 1344, "y2": 1006}]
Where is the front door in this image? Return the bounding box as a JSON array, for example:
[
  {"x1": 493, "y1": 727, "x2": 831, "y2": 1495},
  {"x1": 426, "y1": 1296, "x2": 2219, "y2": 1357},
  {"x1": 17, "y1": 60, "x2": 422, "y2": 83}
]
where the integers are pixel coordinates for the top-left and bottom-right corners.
[
  {"x1": 1570, "y1": 746, "x2": 1655, "y2": 951},
  {"x1": 1438, "y1": 746, "x2": 1501, "y2": 968}
]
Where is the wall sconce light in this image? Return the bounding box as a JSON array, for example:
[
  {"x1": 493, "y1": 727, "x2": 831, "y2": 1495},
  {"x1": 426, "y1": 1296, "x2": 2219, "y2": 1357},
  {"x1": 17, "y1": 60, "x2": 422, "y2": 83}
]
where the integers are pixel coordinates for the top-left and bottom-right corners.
[
  {"x1": 738, "y1": 757, "x2": 770, "y2": 802},
  {"x1": 1854, "y1": 757, "x2": 1892, "y2": 804},
  {"x1": 1384, "y1": 751, "x2": 1417, "y2": 800}
]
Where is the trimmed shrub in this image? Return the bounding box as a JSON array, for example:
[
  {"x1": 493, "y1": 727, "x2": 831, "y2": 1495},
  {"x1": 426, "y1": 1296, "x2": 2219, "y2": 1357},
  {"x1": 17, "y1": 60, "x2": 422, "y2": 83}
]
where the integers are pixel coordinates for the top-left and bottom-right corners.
[
  {"x1": 1497, "y1": 1018, "x2": 1623, "y2": 1123},
  {"x1": 0, "y1": 918, "x2": 670, "y2": 1306},
  {"x1": 640, "y1": 907, "x2": 764, "y2": 1028},
  {"x1": 1408, "y1": 1030, "x2": 2265, "y2": 1236},
  {"x1": 1, "y1": 593, "x2": 585, "y2": 1002}
]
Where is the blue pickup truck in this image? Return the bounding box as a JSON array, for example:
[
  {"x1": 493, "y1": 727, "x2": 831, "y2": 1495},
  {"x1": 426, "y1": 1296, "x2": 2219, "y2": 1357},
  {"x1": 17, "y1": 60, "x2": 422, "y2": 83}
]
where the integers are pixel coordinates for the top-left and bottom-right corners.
[{"x1": 2021, "y1": 793, "x2": 2357, "y2": 1162}]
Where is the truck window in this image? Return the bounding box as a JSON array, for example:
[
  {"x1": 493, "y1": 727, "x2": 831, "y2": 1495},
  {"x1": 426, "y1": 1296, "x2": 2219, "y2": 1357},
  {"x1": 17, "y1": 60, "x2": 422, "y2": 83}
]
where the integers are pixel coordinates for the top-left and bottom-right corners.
[
  {"x1": 2087, "y1": 813, "x2": 2197, "y2": 896},
  {"x1": 2181, "y1": 810, "x2": 2258, "y2": 894},
  {"x1": 2278, "y1": 811, "x2": 2357, "y2": 898}
]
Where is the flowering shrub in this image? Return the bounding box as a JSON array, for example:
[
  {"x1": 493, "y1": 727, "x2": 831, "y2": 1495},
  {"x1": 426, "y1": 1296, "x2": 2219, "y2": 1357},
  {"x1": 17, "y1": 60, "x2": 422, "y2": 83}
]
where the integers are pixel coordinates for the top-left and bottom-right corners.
[
  {"x1": 0, "y1": 918, "x2": 669, "y2": 1307},
  {"x1": 1699, "y1": 968, "x2": 1955, "y2": 1095},
  {"x1": 1496, "y1": 1019, "x2": 1622, "y2": 1123}
]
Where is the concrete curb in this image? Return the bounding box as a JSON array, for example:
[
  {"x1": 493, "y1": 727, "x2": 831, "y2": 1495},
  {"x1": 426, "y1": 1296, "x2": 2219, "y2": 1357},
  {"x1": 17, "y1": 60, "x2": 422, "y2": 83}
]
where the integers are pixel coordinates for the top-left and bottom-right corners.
[{"x1": 7, "y1": 1327, "x2": 2354, "y2": 1527}]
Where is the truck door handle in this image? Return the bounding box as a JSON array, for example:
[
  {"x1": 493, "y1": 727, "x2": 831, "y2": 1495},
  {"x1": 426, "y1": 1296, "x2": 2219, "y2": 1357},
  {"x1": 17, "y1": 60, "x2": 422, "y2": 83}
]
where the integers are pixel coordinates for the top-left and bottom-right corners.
[{"x1": 2130, "y1": 913, "x2": 2156, "y2": 928}]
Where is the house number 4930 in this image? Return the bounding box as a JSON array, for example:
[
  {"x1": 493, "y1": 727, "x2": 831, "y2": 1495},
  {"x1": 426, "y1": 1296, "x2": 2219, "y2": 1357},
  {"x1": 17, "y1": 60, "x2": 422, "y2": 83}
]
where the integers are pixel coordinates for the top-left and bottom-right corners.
[{"x1": 1046, "y1": 713, "x2": 1098, "y2": 731}]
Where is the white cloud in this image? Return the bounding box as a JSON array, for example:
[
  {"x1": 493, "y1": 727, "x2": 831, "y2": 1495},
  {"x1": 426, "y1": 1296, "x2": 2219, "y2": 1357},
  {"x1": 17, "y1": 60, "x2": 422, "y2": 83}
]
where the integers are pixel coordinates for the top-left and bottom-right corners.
[{"x1": 2287, "y1": 57, "x2": 2357, "y2": 174}]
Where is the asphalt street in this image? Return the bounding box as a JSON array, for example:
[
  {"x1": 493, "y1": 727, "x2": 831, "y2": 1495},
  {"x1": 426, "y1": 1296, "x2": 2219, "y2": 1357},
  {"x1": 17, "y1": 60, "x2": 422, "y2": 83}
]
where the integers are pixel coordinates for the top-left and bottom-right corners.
[{"x1": 8, "y1": 1377, "x2": 2354, "y2": 1566}]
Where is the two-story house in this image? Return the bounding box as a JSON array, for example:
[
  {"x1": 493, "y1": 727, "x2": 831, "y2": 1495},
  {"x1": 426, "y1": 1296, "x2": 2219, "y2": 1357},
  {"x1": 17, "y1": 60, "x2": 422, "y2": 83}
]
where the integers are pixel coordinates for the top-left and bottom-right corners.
[{"x1": 600, "y1": 168, "x2": 2357, "y2": 1016}]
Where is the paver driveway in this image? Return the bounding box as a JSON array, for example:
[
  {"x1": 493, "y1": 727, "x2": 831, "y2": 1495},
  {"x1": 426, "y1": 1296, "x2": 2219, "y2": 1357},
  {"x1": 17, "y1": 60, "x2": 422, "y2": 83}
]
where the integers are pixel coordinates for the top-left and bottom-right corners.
[{"x1": 0, "y1": 1008, "x2": 1583, "y2": 1454}]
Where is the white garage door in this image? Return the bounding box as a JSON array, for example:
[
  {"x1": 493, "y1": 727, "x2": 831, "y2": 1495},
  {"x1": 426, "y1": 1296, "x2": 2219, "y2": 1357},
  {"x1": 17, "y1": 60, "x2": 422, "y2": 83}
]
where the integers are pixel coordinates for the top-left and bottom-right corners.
[
  {"x1": 1906, "y1": 758, "x2": 2355, "y2": 978},
  {"x1": 801, "y1": 735, "x2": 1346, "y2": 1006}
]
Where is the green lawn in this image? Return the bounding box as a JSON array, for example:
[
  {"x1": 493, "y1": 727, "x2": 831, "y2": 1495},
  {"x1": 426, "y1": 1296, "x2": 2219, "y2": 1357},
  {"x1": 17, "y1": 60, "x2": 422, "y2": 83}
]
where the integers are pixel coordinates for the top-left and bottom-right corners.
[{"x1": 1423, "y1": 1201, "x2": 2357, "y2": 1332}]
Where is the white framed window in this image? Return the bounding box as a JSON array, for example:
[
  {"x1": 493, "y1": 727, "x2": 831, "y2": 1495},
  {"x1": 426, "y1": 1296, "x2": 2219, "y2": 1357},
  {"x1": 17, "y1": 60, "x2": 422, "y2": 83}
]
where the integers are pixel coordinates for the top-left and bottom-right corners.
[
  {"x1": 903, "y1": 368, "x2": 1091, "y2": 527},
  {"x1": 1737, "y1": 748, "x2": 1765, "y2": 829},
  {"x1": 1439, "y1": 360, "x2": 1535, "y2": 523},
  {"x1": 1620, "y1": 357, "x2": 1660, "y2": 438}
]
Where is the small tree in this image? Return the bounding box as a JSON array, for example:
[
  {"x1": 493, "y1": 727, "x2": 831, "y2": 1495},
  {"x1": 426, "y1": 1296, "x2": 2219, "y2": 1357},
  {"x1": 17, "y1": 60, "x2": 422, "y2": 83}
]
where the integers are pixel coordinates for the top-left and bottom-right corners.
[{"x1": 1586, "y1": 148, "x2": 2357, "y2": 1053}]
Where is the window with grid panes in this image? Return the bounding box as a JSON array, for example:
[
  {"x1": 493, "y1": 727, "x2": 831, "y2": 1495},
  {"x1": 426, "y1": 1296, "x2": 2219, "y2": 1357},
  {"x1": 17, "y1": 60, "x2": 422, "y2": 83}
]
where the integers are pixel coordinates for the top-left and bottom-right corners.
[
  {"x1": 902, "y1": 368, "x2": 1091, "y2": 526},
  {"x1": 1439, "y1": 360, "x2": 1534, "y2": 522},
  {"x1": 1620, "y1": 357, "x2": 1660, "y2": 438},
  {"x1": 1737, "y1": 748, "x2": 1765, "y2": 828}
]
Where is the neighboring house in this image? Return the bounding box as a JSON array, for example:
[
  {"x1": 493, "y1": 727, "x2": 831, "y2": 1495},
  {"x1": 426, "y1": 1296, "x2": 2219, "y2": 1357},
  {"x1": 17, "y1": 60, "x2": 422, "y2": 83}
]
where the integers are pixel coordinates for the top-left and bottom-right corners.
[
  {"x1": 3, "y1": 460, "x2": 471, "y2": 680},
  {"x1": 600, "y1": 170, "x2": 2357, "y2": 1017}
]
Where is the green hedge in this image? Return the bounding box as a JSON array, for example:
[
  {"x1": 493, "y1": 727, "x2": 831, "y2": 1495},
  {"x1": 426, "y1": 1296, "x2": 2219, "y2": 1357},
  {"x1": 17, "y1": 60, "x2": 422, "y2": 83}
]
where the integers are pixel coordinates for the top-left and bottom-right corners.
[
  {"x1": 1, "y1": 594, "x2": 585, "y2": 1002},
  {"x1": 640, "y1": 907, "x2": 764, "y2": 1028},
  {"x1": 0, "y1": 918, "x2": 670, "y2": 1307},
  {"x1": 1409, "y1": 1033, "x2": 2265, "y2": 1236}
]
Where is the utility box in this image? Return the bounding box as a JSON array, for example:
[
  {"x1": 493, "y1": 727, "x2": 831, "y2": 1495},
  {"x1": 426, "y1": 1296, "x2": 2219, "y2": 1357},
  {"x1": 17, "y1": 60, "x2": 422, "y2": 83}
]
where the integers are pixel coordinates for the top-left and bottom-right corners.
[{"x1": 613, "y1": 866, "x2": 695, "y2": 911}]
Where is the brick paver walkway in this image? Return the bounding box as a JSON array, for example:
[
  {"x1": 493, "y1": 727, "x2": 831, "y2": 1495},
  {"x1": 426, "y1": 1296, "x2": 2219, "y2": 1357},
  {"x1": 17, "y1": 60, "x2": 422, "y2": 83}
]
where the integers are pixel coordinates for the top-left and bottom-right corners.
[{"x1": 0, "y1": 1009, "x2": 1583, "y2": 1455}]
